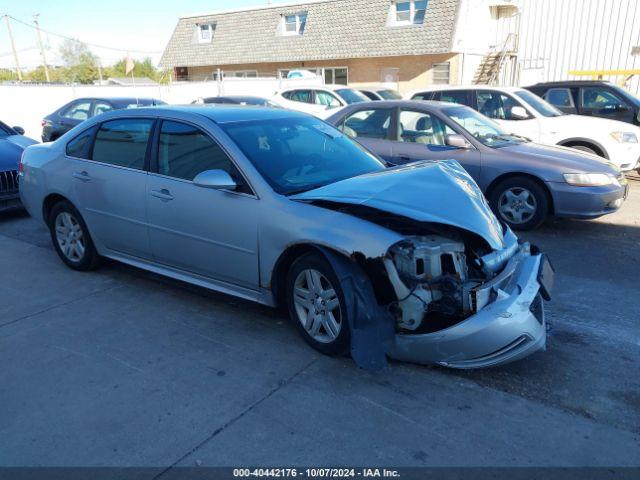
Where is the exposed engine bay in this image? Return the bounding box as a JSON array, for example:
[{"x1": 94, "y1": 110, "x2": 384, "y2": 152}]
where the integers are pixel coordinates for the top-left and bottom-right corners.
[{"x1": 383, "y1": 231, "x2": 519, "y2": 333}]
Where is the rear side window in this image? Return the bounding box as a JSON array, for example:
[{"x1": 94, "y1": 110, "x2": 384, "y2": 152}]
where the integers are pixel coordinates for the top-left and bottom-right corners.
[
  {"x1": 435, "y1": 90, "x2": 473, "y2": 107},
  {"x1": 158, "y1": 121, "x2": 252, "y2": 194},
  {"x1": 66, "y1": 127, "x2": 96, "y2": 159},
  {"x1": 284, "y1": 90, "x2": 312, "y2": 103},
  {"x1": 341, "y1": 109, "x2": 391, "y2": 139},
  {"x1": 411, "y1": 92, "x2": 431, "y2": 101},
  {"x1": 62, "y1": 101, "x2": 92, "y2": 120},
  {"x1": 545, "y1": 88, "x2": 574, "y2": 107},
  {"x1": 92, "y1": 118, "x2": 153, "y2": 170}
]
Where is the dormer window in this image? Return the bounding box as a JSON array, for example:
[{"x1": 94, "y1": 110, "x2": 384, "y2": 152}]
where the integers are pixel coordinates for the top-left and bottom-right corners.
[
  {"x1": 196, "y1": 23, "x2": 216, "y2": 43},
  {"x1": 281, "y1": 11, "x2": 307, "y2": 36},
  {"x1": 391, "y1": 0, "x2": 427, "y2": 25}
]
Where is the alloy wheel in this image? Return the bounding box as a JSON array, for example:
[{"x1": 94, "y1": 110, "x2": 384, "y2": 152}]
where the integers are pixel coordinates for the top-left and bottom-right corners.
[
  {"x1": 498, "y1": 187, "x2": 537, "y2": 225},
  {"x1": 293, "y1": 268, "x2": 342, "y2": 343},
  {"x1": 54, "y1": 212, "x2": 86, "y2": 262}
]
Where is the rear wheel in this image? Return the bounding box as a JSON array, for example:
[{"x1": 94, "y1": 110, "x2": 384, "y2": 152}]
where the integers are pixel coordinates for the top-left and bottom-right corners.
[
  {"x1": 48, "y1": 201, "x2": 99, "y2": 270},
  {"x1": 286, "y1": 252, "x2": 350, "y2": 356},
  {"x1": 489, "y1": 177, "x2": 549, "y2": 231}
]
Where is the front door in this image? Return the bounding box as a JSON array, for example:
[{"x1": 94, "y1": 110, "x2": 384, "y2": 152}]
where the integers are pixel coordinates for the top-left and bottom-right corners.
[
  {"x1": 579, "y1": 86, "x2": 636, "y2": 124},
  {"x1": 71, "y1": 118, "x2": 153, "y2": 259},
  {"x1": 146, "y1": 120, "x2": 259, "y2": 289},
  {"x1": 391, "y1": 109, "x2": 483, "y2": 180}
]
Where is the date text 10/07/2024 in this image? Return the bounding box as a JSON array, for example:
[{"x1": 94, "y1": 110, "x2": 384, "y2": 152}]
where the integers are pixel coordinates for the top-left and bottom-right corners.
[{"x1": 233, "y1": 468, "x2": 401, "y2": 478}]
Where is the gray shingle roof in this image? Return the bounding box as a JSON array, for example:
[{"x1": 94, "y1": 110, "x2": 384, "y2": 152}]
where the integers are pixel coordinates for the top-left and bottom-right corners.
[{"x1": 160, "y1": 0, "x2": 461, "y2": 69}]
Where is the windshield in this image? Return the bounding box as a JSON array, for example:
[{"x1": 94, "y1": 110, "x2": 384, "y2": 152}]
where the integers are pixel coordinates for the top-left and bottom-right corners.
[
  {"x1": 609, "y1": 84, "x2": 640, "y2": 106},
  {"x1": 515, "y1": 90, "x2": 563, "y2": 117},
  {"x1": 378, "y1": 90, "x2": 402, "y2": 100},
  {"x1": 335, "y1": 89, "x2": 368, "y2": 104},
  {"x1": 444, "y1": 106, "x2": 526, "y2": 148},
  {"x1": 221, "y1": 117, "x2": 385, "y2": 195}
]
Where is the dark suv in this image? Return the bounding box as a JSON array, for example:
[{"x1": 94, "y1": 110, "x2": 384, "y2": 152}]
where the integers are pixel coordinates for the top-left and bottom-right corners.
[
  {"x1": 526, "y1": 81, "x2": 640, "y2": 126},
  {"x1": 41, "y1": 97, "x2": 166, "y2": 142}
]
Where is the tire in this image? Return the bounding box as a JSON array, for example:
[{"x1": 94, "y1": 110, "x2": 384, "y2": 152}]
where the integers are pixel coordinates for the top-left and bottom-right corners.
[
  {"x1": 566, "y1": 144, "x2": 598, "y2": 156},
  {"x1": 489, "y1": 177, "x2": 549, "y2": 231},
  {"x1": 48, "y1": 200, "x2": 99, "y2": 271},
  {"x1": 285, "y1": 252, "x2": 350, "y2": 356}
]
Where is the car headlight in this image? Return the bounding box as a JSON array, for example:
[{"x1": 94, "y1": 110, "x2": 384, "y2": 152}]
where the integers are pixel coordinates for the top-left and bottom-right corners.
[
  {"x1": 563, "y1": 173, "x2": 618, "y2": 187},
  {"x1": 610, "y1": 131, "x2": 638, "y2": 143}
]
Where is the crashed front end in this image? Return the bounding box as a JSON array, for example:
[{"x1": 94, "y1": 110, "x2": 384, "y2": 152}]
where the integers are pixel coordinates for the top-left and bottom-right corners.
[
  {"x1": 383, "y1": 228, "x2": 552, "y2": 369},
  {"x1": 292, "y1": 160, "x2": 553, "y2": 369}
]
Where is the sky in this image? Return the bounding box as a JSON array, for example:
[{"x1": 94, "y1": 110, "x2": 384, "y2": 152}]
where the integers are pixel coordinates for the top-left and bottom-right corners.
[{"x1": 0, "y1": 0, "x2": 293, "y2": 70}]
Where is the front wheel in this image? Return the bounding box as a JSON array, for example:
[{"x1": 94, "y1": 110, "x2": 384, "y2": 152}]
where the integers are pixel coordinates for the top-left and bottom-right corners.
[
  {"x1": 489, "y1": 177, "x2": 549, "y2": 231},
  {"x1": 285, "y1": 252, "x2": 350, "y2": 356},
  {"x1": 48, "y1": 200, "x2": 99, "y2": 270}
]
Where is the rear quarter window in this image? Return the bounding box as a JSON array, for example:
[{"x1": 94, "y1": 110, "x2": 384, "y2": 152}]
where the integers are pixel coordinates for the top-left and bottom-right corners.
[{"x1": 65, "y1": 127, "x2": 96, "y2": 159}]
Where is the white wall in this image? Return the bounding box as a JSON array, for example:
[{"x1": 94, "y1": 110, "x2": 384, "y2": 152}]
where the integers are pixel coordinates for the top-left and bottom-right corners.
[
  {"x1": 517, "y1": 0, "x2": 640, "y2": 93},
  {"x1": 0, "y1": 77, "x2": 320, "y2": 140}
]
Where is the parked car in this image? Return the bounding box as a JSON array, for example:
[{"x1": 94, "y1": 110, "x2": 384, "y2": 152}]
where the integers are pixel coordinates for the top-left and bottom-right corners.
[
  {"x1": 526, "y1": 81, "x2": 640, "y2": 126},
  {"x1": 41, "y1": 97, "x2": 166, "y2": 142},
  {"x1": 326, "y1": 100, "x2": 628, "y2": 230},
  {"x1": 359, "y1": 88, "x2": 403, "y2": 101},
  {"x1": 272, "y1": 85, "x2": 368, "y2": 117},
  {"x1": 409, "y1": 86, "x2": 640, "y2": 171},
  {"x1": 192, "y1": 95, "x2": 282, "y2": 108},
  {"x1": 19, "y1": 106, "x2": 552, "y2": 370},
  {"x1": 0, "y1": 120, "x2": 38, "y2": 212}
]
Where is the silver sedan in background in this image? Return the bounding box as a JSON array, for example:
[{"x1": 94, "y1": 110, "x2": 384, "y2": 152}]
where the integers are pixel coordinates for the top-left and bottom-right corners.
[
  {"x1": 19, "y1": 106, "x2": 553, "y2": 370},
  {"x1": 327, "y1": 101, "x2": 628, "y2": 230}
]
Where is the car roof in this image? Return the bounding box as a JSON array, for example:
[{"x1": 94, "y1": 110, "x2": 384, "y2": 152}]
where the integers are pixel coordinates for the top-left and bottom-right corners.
[
  {"x1": 339, "y1": 99, "x2": 463, "y2": 111},
  {"x1": 100, "y1": 105, "x2": 308, "y2": 124},
  {"x1": 412, "y1": 85, "x2": 524, "y2": 94},
  {"x1": 69, "y1": 97, "x2": 162, "y2": 103},
  {"x1": 528, "y1": 80, "x2": 614, "y2": 88}
]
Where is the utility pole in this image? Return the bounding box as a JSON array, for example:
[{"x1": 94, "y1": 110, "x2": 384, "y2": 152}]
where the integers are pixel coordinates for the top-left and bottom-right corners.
[
  {"x1": 3, "y1": 15, "x2": 23, "y2": 81},
  {"x1": 32, "y1": 14, "x2": 50, "y2": 82}
]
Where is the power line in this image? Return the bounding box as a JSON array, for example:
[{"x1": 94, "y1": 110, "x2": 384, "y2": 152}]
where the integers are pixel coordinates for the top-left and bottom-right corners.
[{"x1": 6, "y1": 14, "x2": 163, "y2": 54}]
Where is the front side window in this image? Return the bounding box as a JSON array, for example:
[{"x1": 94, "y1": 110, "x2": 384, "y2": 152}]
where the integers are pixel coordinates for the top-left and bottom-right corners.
[
  {"x1": 341, "y1": 109, "x2": 392, "y2": 139},
  {"x1": 221, "y1": 117, "x2": 385, "y2": 195},
  {"x1": 62, "y1": 101, "x2": 92, "y2": 121},
  {"x1": 315, "y1": 91, "x2": 341, "y2": 108},
  {"x1": 545, "y1": 88, "x2": 574, "y2": 107},
  {"x1": 581, "y1": 87, "x2": 626, "y2": 110},
  {"x1": 91, "y1": 118, "x2": 153, "y2": 170},
  {"x1": 445, "y1": 106, "x2": 523, "y2": 148},
  {"x1": 411, "y1": 92, "x2": 432, "y2": 101},
  {"x1": 399, "y1": 110, "x2": 454, "y2": 145},
  {"x1": 157, "y1": 121, "x2": 232, "y2": 180},
  {"x1": 93, "y1": 101, "x2": 114, "y2": 116},
  {"x1": 393, "y1": 0, "x2": 428, "y2": 25},
  {"x1": 477, "y1": 91, "x2": 528, "y2": 120}
]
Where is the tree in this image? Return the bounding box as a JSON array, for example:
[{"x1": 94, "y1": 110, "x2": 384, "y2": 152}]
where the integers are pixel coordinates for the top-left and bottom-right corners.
[
  {"x1": 58, "y1": 38, "x2": 99, "y2": 84},
  {"x1": 105, "y1": 57, "x2": 161, "y2": 81}
]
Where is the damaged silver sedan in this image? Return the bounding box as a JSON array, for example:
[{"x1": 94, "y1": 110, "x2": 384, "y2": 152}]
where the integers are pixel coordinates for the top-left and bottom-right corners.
[{"x1": 19, "y1": 106, "x2": 554, "y2": 370}]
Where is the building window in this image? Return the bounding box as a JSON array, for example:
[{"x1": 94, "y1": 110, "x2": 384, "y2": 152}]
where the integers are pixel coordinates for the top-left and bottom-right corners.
[
  {"x1": 196, "y1": 23, "x2": 216, "y2": 44},
  {"x1": 391, "y1": 0, "x2": 428, "y2": 26},
  {"x1": 281, "y1": 11, "x2": 307, "y2": 35},
  {"x1": 323, "y1": 67, "x2": 348, "y2": 86},
  {"x1": 432, "y1": 62, "x2": 450, "y2": 84}
]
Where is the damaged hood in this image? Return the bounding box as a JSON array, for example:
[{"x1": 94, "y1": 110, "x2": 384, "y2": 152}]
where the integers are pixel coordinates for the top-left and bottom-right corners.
[{"x1": 292, "y1": 160, "x2": 506, "y2": 250}]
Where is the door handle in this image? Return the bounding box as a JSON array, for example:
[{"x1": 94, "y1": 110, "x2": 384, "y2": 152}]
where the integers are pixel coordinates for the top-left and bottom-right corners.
[
  {"x1": 150, "y1": 188, "x2": 174, "y2": 201},
  {"x1": 72, "y1": 171, "x2": 91, "y2": 182}
]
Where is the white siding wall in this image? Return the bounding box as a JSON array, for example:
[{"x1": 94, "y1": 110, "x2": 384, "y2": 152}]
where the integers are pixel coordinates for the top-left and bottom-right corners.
[{"x1": 518, "y1": 0, "x2": 640, "y2": 93}]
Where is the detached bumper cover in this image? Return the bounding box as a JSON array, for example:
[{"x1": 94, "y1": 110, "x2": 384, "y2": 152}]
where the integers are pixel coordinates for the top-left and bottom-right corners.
[{"x1": 388, "y1": 250, "x2": 548, "y2": 369}]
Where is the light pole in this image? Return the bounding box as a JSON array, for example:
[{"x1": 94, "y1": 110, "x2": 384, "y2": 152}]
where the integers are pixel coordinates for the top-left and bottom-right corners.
[{"x1": 33, "y1": 13, "x2": 51, "y2": 82}]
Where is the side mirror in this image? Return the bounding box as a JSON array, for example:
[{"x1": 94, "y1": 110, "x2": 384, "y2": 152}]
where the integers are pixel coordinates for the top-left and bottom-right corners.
[
  {"x1": 510, "y1": 106, "x2": 529, "y2": 120},
  {"x1": 13, "y1": 126, "x2": 25, "y2": 135},
  {"x1": 193, "y1": 169, "x2": 237, "y2": 191},
  {"x1": 445, "y1": 134, "x2": 472, "y2": 149}
]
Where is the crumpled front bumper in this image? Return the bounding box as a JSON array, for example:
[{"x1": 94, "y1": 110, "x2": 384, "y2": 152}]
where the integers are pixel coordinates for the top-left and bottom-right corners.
[{"x1": 387, "y1": 249, "x2": 548, "y2": 369}]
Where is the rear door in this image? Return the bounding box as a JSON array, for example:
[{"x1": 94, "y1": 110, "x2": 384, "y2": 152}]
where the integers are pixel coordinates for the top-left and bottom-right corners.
[
  {"x1": 69, "y1": 117, "x2": 153, "y2": 259},
  {"x1": 390, "y1": 108, "x2": 482, "y2": 179},
  {"x1": 335, "y1": 106, "x2": 395, "y2": 162},
  {"x1": 543, "y1": 88, "x2": 577, "y2": 114},
  {"x1": 146, "y1": 119, "x2": 259, "y2": 289},
  {"x1": 57, "y1": 99, "x2": 94, "y2": 135}
]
